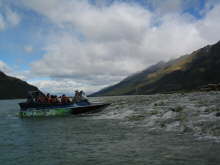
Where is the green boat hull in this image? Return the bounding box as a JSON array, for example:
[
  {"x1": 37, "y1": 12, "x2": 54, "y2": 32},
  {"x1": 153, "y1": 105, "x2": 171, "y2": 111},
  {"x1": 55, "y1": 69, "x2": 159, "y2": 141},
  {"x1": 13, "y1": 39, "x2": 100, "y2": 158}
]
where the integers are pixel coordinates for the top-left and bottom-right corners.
[{"x1": 19, "y1": 108, "x2": 71, "y2": 117}]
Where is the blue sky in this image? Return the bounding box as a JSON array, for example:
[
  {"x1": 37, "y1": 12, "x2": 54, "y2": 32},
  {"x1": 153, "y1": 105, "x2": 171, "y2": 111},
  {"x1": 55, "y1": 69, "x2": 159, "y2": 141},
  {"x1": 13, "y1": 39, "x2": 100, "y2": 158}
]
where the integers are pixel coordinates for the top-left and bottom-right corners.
[{"x1": 0, "y1": 0, "x2": 220, "y2": 94}]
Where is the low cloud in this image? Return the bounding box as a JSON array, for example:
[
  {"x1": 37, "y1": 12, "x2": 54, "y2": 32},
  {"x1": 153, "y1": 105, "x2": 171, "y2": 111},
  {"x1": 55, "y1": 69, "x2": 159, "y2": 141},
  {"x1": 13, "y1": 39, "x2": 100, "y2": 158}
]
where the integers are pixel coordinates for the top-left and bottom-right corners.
[{"x1": 29, "y1": 79, "x2": 107, "y2": 95}]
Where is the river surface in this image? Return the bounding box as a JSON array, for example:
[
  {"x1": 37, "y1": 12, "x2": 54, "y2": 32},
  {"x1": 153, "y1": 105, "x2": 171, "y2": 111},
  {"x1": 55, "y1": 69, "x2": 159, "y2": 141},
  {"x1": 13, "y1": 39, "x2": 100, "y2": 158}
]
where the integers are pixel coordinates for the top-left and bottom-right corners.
[{"x1": 1, "y1": 92, "x2": 220, "y2": 165}]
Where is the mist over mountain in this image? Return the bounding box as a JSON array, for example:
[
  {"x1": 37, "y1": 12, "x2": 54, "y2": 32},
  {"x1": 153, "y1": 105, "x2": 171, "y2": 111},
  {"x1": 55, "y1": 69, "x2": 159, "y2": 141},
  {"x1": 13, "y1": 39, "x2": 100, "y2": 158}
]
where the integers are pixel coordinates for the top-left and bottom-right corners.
[
  {"x1": 91, "y1": 40, "x2": 220, "y2": 96},
  {"x1": 0, "y1": 71, "x2": 40, "y2": 99}
]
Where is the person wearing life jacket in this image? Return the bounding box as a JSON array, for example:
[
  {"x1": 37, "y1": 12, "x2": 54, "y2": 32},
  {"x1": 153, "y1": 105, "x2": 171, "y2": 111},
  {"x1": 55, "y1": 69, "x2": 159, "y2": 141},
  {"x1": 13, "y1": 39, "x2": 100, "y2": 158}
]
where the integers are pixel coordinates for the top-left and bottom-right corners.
[
  {"x1": 46, "y1": 93, "x2": 52, "y2": 104},
  {"x1": 35, "y1": 94, "x2": 45, "y2": 104},
  {"x1": 54, "y1": 95, "x2": 59, "y2": 104},
  {"x1": 61, "y1": 94, "x2": 70, "y2": 104},
  {"x1": 39, "y1": 95, "x2": 46, "y2": 104},
  {"x1": 51, "y1": 95, "x2": 57, "y2": 104},
  {"x1": 61, "y1": 94, "x2": 65, "y2": 104},
  {"x1": 74, "y1": 90, "x2": 81, "y2": 103}
]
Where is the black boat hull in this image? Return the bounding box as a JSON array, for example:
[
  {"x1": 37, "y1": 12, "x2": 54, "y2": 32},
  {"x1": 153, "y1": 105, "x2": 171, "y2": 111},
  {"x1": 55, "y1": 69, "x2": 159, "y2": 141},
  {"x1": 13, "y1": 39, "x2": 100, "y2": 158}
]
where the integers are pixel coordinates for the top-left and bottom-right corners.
[{"x1": 71, "y1": 103, "x2": 110, "y2": 114}]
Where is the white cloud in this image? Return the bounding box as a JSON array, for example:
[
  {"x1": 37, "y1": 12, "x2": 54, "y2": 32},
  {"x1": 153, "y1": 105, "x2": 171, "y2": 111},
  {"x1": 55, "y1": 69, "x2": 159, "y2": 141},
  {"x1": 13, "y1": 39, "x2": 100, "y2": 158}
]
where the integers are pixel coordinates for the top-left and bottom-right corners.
[
  {"x1": 5, "y1": 8, "x2": 21, "y2": 26},
  {"x1": 24, "y1": 45, "x2": 33, "y2": 53},
  {"x1": 196, "y1": 5, "x2": 220, "y2": 43},
  {"x1": 0, "y1": 60, "x2": 10, "y2": 73},
  {"x1": 0, "y1": 4, "x2": 21, "y2": 31},
  {"x1": 17, "y1": 0, "x2": 220, "y2": 93}
]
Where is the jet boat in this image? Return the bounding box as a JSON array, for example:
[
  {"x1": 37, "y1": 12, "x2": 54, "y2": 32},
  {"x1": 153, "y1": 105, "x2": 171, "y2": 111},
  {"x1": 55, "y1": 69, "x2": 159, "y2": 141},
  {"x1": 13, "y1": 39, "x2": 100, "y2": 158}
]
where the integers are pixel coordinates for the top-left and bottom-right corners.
[{"x1": 18, "y1": 91, "x2": 110, "y2": 117}]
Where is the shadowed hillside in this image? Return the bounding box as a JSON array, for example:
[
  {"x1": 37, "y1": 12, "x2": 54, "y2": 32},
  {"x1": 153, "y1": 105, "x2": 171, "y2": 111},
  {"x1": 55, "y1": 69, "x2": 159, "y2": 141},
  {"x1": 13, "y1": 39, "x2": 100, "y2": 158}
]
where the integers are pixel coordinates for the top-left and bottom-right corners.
[
  {"x1": 91, "y1": 40, "x2": 220, "y2": 96},
  {"x1": 0, "y1": 71, "x2": 40, "y2": 99}
]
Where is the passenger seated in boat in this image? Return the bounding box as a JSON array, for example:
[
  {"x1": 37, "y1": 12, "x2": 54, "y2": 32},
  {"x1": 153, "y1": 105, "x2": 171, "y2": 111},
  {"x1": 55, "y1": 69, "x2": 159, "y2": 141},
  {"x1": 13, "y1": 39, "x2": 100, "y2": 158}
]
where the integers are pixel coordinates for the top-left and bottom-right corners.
[
  {"x1": 37, "y1": 95, "x2": 47, "y2": 104},
  {"x1": 73, "y1": 90, "x2": 89, "y2": 104},
  {"x1": 74, "y1": 90, "x2": 81, "y2": 102},
  {"x1": 54, "y1": 95, "x2": 59, "y2": 103},
  {"x1": 61, "y1": 94, "x2": 70, "y2": 104},
  {"x1": 51, "y1": 95, "x2": 57, "y2": 104},
  {"x1": 45, "y1": 93, "x2": 51, "y2": 104},
  {"x1": 55, "y1": 95, "x2": 60, "y2": 104},
  {"x1": 58, "y1": 96, "x2": 62, "y2": 103},
  {"x1": 80, "y1": 90, "x2": 88, "y2": 101},
  {"x1": 69, "y1": 97, "x2": 73, "y2": 103}
]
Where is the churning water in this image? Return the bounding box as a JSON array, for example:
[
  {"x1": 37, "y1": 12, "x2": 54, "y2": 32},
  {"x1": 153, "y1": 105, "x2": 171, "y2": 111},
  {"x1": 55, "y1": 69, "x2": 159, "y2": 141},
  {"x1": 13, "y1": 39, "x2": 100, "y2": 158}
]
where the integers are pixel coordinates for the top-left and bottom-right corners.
[{"x1": 1, "y1": 92, "x2": 220, "y2": 165}]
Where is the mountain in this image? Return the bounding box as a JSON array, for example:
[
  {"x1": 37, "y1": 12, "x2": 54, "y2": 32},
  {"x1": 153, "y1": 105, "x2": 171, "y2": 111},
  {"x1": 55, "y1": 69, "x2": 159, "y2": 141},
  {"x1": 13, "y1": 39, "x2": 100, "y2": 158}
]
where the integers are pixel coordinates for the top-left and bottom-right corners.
[
  {"x1": 0, "y1": 71, "x2": 40, "y2": 99},
  {"x1": 92, "y1": 40, "x2": 220, "y2": 96}
]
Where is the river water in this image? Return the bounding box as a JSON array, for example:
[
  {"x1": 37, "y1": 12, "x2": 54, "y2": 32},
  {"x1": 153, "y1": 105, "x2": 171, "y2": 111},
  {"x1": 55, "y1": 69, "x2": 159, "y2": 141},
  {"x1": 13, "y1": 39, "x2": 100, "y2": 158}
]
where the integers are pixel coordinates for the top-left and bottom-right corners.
[{"x1": 1, "y1": 92, "x2": 220, "y2": 165}]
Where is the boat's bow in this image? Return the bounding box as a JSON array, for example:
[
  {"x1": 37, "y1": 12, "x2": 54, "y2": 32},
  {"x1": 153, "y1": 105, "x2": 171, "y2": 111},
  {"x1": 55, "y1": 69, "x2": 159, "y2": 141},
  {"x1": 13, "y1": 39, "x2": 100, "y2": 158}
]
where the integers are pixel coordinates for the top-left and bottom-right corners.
[{"x1": 71, "y1": 103, "x2": 111, "y2": 114}]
